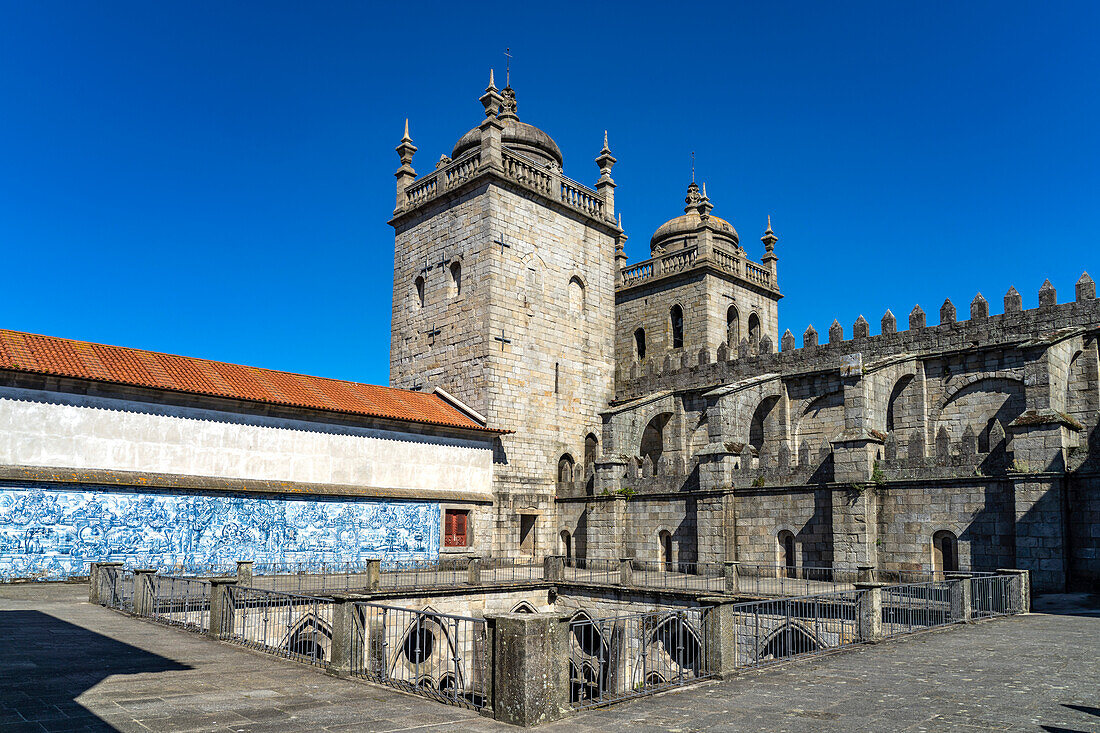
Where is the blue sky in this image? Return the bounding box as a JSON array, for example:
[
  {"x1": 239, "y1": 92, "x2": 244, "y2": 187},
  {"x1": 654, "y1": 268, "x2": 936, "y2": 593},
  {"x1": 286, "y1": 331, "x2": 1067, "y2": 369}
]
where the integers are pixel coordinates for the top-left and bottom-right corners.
[{"x1": 2, "y1": 1, "x2": 1097, "y2": 386}]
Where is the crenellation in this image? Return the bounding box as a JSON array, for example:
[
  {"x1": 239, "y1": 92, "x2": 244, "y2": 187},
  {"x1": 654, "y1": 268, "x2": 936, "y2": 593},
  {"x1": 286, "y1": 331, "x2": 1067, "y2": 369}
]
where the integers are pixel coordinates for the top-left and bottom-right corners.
[
  {"x1": 971, "y1": 293, "x2": 989, "y2": 319},
  {"x1": 940, "y1": 299, "x2": 956, "y2": 325},
  {"x1": 1077, "y1": 272, "x2": 1096, "y2": 302},
  {"x1": 804, "y1": 325, "x2": 819, "y2": 348},
  {"x1": 910, "y1": 305, "x2": 926, "y2": 330}
]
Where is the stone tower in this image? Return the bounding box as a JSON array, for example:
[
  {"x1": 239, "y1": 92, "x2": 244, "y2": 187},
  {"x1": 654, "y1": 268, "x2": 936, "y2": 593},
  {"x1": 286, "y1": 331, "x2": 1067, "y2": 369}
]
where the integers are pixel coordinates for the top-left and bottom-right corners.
[
  {"x1": 615, "y1": 182, "x2": 783, "y2": 377},
  {"x1": 389, "y1": 75, "x2": 622, "y2": 556}
]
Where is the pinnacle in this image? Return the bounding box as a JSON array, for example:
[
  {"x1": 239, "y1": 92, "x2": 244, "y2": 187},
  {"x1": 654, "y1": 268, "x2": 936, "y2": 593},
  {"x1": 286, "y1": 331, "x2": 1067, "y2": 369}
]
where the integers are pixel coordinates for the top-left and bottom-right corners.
[
  {"x1": 1006, "y1": 285, "x2": 1020, "y2": 295},
  {"x1": 855, "y1": 314, "x2": 869, "y2": 324},
  {"x1": 488, "y1": 68, "x2": 496, "y2": 89},
  {"x1": 1078, "y1": 272, "x2": 1093, "y2": 284},
  {"x1": 402, "y1": 118, "x2": 410, "y2": 141},
  {"x1": 1040, "y1": 279, "x2": 1055, "y2": 289}
]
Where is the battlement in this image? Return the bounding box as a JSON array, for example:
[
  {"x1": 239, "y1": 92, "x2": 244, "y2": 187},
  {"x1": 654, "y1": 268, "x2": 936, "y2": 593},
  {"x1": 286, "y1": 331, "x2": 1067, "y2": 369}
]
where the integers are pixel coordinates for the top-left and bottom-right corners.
[{"x1": 615, "y1": 275, "x2": 1099, "y2": 401}]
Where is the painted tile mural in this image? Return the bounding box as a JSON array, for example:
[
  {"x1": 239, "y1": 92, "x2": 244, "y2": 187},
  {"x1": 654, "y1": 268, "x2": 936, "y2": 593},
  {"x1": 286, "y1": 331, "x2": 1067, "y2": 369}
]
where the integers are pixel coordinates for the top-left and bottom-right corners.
[{"x1": 0, "y1": 485, "x2": 440, "y2": 580}]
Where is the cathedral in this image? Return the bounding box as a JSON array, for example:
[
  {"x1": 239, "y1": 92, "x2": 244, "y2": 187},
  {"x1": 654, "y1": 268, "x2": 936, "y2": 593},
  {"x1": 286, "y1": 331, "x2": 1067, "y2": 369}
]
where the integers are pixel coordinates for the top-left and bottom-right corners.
[{"x1": 2, "y1": 75, "x2": 1098, "y2": 594}]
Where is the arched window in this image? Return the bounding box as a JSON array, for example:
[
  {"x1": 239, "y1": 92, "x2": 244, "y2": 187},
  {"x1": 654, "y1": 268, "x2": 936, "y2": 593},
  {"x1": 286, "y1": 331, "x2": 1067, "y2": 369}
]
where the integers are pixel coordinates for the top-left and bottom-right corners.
[
  {"x1": 748, "y1": 312, "x2": 761, "y2": 342},
  {"x1": 932, "y1": 530, "x2": 958, "y2": 576},
  {"x1": 569, "y1": 276, "x2": 585, "y2": 312},
  {"x1": 727, "y1": 305, "x2": 740, "y2": 346},
  {"x1": 414, "y1": 276, "x2": 425, "y2": 308},
  {"x1": 560, "y1": 530, "x2": 572, "y2": 560},
  {"x1": 750, "y1": 396, "x2": 780, "y2": 453},
  {"x1": 557, "y1": 454, "x2": 575, "y2": 486},
  {"x1": 449, "y1": 261, "x2": 461, "y2": 297},
  {"x1": 778, "y1": 530, "x2": 796, "y2": 577},
  {"x1": 658, "y1": 529, "x2": 673, "y2": 569},
  {"x1": 670, "y1": 305, "x2": 684, "y2": 349},
  {"x1": 640, "y1": 413, "x2": 671, "y2": 465},
  {"x1": 634, "y1": 328, "x2": 646, "y2": 361}
]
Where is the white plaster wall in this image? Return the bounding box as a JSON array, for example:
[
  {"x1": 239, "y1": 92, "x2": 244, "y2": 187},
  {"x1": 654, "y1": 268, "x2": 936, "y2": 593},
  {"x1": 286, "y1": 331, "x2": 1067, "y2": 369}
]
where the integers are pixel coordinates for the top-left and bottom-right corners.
[{"x1": 0, "y1": 386, "x2": 492, "y2": 496}]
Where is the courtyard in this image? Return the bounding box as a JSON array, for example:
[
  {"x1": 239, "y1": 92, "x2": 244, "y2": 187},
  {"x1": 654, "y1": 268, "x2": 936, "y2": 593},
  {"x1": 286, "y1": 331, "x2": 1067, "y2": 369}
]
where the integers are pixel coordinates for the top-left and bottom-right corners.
[{"x1": 0, "y1": 584, "x2": 1096, "y2": 732}]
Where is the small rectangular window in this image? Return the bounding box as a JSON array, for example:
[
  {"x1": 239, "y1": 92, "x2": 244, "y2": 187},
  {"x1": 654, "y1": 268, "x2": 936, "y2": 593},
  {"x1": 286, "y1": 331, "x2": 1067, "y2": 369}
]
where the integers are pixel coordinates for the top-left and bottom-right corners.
[
  {"x1": 444, "y1": 509, "x2": 469, "y2": 547},
  {"x1": 519, "y1": 514, "x2": 537, "y2": 556}
]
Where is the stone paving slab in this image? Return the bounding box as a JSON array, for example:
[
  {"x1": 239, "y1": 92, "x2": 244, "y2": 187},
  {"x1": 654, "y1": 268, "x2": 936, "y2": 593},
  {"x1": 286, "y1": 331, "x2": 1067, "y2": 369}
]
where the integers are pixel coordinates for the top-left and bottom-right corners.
[{"x1": 1, "y1": 584, "x2": 1098, "y2": 732}]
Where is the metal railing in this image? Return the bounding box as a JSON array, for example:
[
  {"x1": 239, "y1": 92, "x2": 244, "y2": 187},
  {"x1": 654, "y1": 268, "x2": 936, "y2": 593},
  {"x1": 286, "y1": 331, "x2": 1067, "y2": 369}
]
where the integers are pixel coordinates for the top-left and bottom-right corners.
[
  {"x1": 881, "y1": 581, "x2": 954, "y2": 636},
  {"x1": 223, "y1": 586, "x2": 334, "y2": 667},
  {"x1": 353, "y1": 602, "x2": 489, "y2": 711},
  {"x1": 102, "y1": 567, "x2": 134, "y2": 612},
  {"x1": 481, "y1": 557, "x2": 543, "y2": 584},
  {"x1": 562, "y1": 557, "x2": 620, "y2": 584},
  {"x1": 380, "y1": 557, "x2": 469, "y2": 589},
  {"x1": 150, "y1": 575, "x2": 212, "y2": 632},
  {"x1": 731, "y1": 590, "x2": 861, "y2": 668},
  {"x1": 632, "y1": 560, "x2": 724, "y2": 592},
  {"x1": 971, "y1": 574, "x2": 1013, "y2": 619},
  {"x1": 569, "y1": 607, "x2": 710, "y2": 709}
]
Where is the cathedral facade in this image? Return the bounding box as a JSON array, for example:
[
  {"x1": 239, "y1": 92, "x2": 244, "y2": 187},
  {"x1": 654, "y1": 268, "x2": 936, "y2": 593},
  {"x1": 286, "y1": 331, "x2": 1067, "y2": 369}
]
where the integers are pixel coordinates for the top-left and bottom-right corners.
[{"x1": 387, "y1": 76, "x2": 1099, "y2": 593}]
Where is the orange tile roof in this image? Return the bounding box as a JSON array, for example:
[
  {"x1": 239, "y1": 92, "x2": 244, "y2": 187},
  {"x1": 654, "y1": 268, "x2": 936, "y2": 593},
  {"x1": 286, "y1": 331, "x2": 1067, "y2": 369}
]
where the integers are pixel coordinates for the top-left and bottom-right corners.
[{"x1": 0, "y1": 329, "x2": 499, "y2": 433}]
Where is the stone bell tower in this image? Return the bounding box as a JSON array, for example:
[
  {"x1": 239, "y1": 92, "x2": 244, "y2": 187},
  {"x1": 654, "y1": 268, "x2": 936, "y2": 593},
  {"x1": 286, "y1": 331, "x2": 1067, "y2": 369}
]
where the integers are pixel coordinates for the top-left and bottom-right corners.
[{"x1": 388, "y1": 73, "x2": 622, "y2": 556}]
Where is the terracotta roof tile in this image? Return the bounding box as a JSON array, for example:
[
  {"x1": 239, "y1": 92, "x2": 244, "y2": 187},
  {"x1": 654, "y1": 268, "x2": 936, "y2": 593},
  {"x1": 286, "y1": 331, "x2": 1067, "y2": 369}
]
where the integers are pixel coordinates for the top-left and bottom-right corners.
[{"x1": 0, "y1": 328, "x2": 498, "y2": 434}]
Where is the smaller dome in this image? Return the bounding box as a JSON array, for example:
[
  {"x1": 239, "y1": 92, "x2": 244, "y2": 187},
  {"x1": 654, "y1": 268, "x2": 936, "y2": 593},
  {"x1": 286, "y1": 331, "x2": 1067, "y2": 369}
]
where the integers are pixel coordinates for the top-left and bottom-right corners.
[
  {"x1": 452, "y1": 118, "x2": 563, "y2": 168},
  {"x1": 650, "y1": 182, "x2": 739, "y2": 254}
]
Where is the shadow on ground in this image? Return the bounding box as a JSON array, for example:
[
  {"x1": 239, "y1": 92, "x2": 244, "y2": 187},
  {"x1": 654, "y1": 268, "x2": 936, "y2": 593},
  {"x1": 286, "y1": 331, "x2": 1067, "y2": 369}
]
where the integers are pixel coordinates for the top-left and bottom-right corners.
[
  {"x1": 0, "y1": 610, "x2": 191, "y2": 731},
  {"x1": 1033, "y1": 592, "x2": 1100, "y2": 618}
]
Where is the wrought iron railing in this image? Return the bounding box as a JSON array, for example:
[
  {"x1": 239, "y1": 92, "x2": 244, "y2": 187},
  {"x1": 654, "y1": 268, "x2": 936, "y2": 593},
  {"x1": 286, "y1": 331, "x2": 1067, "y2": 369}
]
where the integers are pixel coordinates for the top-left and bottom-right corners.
[
  {"x1": 731, "y1": 590, "x2": 861, "y2": 668},
  {"x1": 881, "y1": 581, "x2": 954, "y2": 636},
  {"x1": 970, "y1": 574, "x2": 1013, "y2": 619},
  {"x1": 150, "y1": 575, "x2": 211, "y2": 632},
  {"x1": 568, "y1": 607, "x2": 710, "y2": 709},
  {"x1": 353, "y1": 602, "x2": 490, "y2": 711},
  {"x1": 102, "y1": 567, "x2": 134, "y2": 612},
  {"x1": 223, "y1": 586, "x2": 334, "y2": 667}
]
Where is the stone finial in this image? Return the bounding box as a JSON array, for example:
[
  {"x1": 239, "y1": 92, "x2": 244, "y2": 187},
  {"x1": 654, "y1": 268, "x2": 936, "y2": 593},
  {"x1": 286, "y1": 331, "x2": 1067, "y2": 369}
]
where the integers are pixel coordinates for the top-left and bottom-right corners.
[
  {"x1": 759, "y1": 333, "x2": 773, "y2": 353},
  {"x1": 781, "y1": 329, "x2": 796, "y2": 352},
  {"x1": 395, "y1": 118, "x2": 417, "y2": 165},
  {"x1": 970, "y1": 293, "x2": 989, "y2": 319},
  {"x1": 777, "y1": 442, "x2": 790, "y2": 470},
  {"x1": 960, "y1": 425, "x2": 978, "y2": 455},
  {"x1": 716, "y1": 341, "x2": 729, "y2": 361},
  {"x1": 935, "y1": 426, "x2": 951, "y2": 459},
  {"x1": 884, "y1": 432, "x2": 898, "y2": 461},
  {"x1": 803, "y1": 325, "x2": 818, "y2": 348},
  {"x1": 1076, "y1": 272, "x2": 1095, "y2": 301},
  {"x1": 761, "y1": 215, "x2": 778, "y2": 253},
  {"x1": 909, "y1": 305, "x2": 926, "y2": 330},
  {"x1": 828, "y1": 319, "x2": 843, "y2": 344},
  {"x1": 479, "y1": 72, "x2": 503, "y2": 117},
  {"x1": 596, "y1": 130, "x2": 617, "y2": 177},
  {"x1": 738, "y1": 337, "x2": 751, "y2": 359},
  {"x1": 663, "y1": 354, "x2": 673, "y2": 373},
  {"x1": 1004, "y1": 286, "x2": 1023, "y2": 313},
  {"x1": 940, "y1": 299, "x2": 956, "y2": 325},
  {"x1": 989, "y1": 419, "x2": 1006, "y2": 451},
  {"x1": 740, "y1": 444, "x2": 754, "y2": 472},
  {"x1": 798, "y1": 439, "x2": 811, "y2": 467},
  {"x1": 881, "y1": 309, "x2": 897, "y2": 335},
  {"x1": 641, "y1": 454, "x2": 654, "y2": 477},
  {"x1": 907, "y1": 430, "x2": 925, "y2": 460},
  {"x1": 499, "y1": 84, "x2": 518, "y2": 120},
  {"x1": 1038, "y1": 279, "x2": 1057, "y2": 308},
  {"x1": 853, "y1": 315, "x2": 870, "y2": 339},
  {"x1": 698, "y1": 346, "x2": 711, "y2": 366}
]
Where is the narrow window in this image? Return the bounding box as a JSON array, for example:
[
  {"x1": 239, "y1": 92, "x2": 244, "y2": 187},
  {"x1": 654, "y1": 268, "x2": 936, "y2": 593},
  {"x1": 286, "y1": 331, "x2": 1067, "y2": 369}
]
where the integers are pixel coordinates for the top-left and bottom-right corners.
[
  {"x1": 414, "y1": 276, "x2": 425, "y2": 308},
  {"x1": 670, "y1": 305, "x2": 684, "y2": 349},
  {"x1": 727, "y1": 305, "x2": 740, "y2": 346},
  {"x1": 748, "y1": 312, "x2": 761, "y2": 342},
  {"x1": 449, "y1": 261, "x2": 461, "y2": 297},
  {"x1": 658, "y1": 530, "x2": 673, "y2": 569},
  {"x1": 557, "y1": 454, "x2": 575, "y2": 486},
  {"x1": 519, "y1": 514, "x2": 537, "y2": 556},
  {"x1": 444, "y1": 509, "x2": 469, "y2": 547},
  {"x1": 555, "y1": 362, "x2": 560, "y2": 394},
  {"x1": 560, "y1": 530, "x2": 572, "y2": 560},
  {"x1": 634, "y1": 328, "x2": 646, "y2": 361},
  {"x1": 569, "y1": 276, "x2": 585, "y2": 312}
]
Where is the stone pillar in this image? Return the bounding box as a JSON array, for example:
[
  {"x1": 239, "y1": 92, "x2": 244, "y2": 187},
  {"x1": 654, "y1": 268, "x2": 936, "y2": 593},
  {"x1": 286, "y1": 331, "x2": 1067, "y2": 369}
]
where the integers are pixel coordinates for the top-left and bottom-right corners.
[
  {"x1": 479, "y1": 116, "x2": 504, "y2": 172},
  {"x1": 831, "y1": 486, "x2": 880, "y2": 570},
  {"x1": 467, "y1": 556, "x2": 482, "y2": 586},
  {"x1": 606, "y1": 619, "x2": 630, "y2": 694},
  {"x1": 593, "y1": 457, "x2": 627, "y2": 495},
  {"x1": 87, "y1": 562, "x2": 103, "y2": 604},
  {"x1": 486, "y1": 612, "x2": 571, "y2": 726},
  {"x1": 236, "y1": 560, "x2": 253, "y2": 585},
  {"x1": 363, "y1": 558, "x2": 381, "y2": 591},
  {"x1": 700, "y1": 598, "x2": 738, "y2": 677},
  {"x1": 208, "y1": 577, "x2": 238, "y2": 638},
  {"x1": 857, "y1": 565, "x2": 875, "y2": 584},
  {"x1": 619, "y1": 558, "x2": 634, "y2": 587},
  {"x1": 133, "y1": 569, "x2": 157, "y2": 617},
  {"x1": 723, "y1": 561, "x2": 740, "y2": 594},
  {"x1": 948, "y1": 576, "x2": 973, "y2": 623},
  {"x1": 96, "y1": 562, "x2": 123, "y2": 606},
  {"x1": 328, "y1": 596, "x2": 363, "y2": 677},
  {"x1": 996, "y1": 568, "x2": 1031, "y2": 614},
  {"x1": 543, "y1": 555, "x2": 564, "y2": 583},
  {"x1": 854, "y1": 582, "x2": 884, "y2": 643}
]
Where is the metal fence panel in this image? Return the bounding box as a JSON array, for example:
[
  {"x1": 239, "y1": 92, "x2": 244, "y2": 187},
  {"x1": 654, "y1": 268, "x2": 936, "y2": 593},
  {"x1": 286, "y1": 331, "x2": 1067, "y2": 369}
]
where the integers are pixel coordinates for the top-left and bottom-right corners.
[{"x1": 224, "y1": 586, "x2": 334, "y2": 666}]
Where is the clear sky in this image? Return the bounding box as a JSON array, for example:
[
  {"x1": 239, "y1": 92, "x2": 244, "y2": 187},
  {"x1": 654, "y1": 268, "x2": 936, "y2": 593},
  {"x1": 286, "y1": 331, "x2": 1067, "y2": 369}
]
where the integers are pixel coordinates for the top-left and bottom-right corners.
[{"x1": 2, "y1": 1, "x2": 1097, "y2": 386}]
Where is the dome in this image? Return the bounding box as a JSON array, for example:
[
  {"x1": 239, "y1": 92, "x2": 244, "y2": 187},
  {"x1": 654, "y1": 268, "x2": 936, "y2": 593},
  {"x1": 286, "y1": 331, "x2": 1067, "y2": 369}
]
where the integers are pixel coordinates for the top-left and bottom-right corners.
[
  {"x1": 452, "y1": 118, "x2": 563, "y2": 168},
  {"x1": 650, "y1": 182, "x2": 739, "y2": 254}
]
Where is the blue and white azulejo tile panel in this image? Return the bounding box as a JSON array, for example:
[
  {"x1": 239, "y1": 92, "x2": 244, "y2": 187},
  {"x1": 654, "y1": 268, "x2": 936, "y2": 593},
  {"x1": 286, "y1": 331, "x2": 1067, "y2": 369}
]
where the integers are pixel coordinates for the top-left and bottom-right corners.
[{"x1": 0, "y1": 485, "x2": 440, "y2": 580}]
